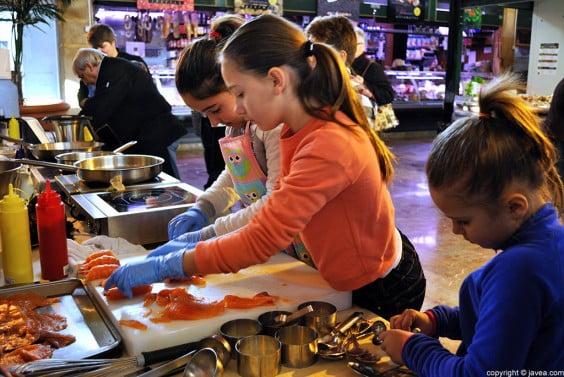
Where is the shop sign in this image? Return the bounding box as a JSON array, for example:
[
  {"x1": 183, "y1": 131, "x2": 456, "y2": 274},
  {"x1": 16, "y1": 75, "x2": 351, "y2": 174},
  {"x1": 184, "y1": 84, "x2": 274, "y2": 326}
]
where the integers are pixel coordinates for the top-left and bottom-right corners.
[
  {"x1": 234, "y1": 0, "x2": 283, "y2": 16},
  {"x1": 317, "y1": 0, "x2": 360, "y2": 20},
  {"x1": 387, "y1": 0, "x2": 425, "y2": 22},
  {"x1": 137, "y1": 0, "x2": 194, "y2": 11}
]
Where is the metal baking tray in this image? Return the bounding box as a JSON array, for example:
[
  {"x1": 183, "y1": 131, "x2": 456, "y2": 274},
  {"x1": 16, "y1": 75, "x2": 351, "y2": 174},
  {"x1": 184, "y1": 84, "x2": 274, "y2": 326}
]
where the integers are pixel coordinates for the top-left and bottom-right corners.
[{"x1": 0, "y1": 278, "x2": 122, "y2": 359}]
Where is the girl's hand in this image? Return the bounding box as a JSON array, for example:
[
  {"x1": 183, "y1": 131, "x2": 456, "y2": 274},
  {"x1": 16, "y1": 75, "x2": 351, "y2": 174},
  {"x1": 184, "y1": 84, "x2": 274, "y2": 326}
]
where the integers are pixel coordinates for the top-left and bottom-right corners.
[
  {"x1": 378, "y1": 329, "x2": 413, "y2": 364},
  {"x1": 389, "y1": 309, "x2": 434, "y2": 335}
]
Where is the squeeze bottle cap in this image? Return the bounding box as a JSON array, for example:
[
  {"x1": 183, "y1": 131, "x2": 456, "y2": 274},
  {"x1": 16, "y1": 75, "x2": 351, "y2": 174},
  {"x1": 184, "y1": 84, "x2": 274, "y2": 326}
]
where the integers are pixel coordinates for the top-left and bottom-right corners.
[
  {"x1": 0, "y1": 184, "x2": 26, "y2": 212},
  {"x1": 37, "y1": 180, "x2": 62, "y2": 207}
]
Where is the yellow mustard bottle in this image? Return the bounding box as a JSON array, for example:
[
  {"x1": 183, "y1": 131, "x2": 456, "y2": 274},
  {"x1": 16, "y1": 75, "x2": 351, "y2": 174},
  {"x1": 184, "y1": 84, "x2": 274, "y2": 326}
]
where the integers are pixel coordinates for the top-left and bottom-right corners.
[
  {"x1": 0, "y1": 184, "x2": 33, "y2": 284},
  {"x1": 8, "y1": 116, "x2": 20, "y2": 139}
]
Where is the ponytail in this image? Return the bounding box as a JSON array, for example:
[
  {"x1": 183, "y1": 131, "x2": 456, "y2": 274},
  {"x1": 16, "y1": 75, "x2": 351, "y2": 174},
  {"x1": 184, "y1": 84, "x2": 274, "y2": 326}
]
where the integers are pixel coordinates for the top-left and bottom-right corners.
[
  {"x1": 427, "y1": 73, "x2": 564, "y2": 214},
  {"x1": 222, "y1": 14, "x2": 395, "y2": 182},
  {"x1": 175, "y1": 14, "x2": 244, "y2": 98},
  {"x1": 300, "y1": 42, "x2": 395, "y2": 181}
]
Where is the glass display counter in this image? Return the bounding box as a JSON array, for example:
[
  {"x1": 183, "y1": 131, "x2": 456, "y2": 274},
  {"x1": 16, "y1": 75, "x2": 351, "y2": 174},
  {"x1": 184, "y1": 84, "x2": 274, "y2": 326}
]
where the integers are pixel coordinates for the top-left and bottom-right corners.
[
  {"x1": 385, "y1": 70, "x2": 445, "y2": 109},
  {"x1": 151, "y1": 69, "x2": 192, "y2": 117}
]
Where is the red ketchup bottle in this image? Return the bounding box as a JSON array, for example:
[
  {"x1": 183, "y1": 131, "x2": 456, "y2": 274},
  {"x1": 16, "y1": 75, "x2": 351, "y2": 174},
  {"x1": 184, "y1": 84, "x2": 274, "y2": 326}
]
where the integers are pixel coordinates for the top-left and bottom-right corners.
[{"x1": 36, "y1": 179, "x2": 69, "y2": 281}]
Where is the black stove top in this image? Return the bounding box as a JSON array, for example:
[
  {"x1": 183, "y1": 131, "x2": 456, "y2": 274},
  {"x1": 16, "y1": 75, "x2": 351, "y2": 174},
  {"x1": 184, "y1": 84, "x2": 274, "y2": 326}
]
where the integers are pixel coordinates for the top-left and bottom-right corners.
[{"x1": 98, "y1": 186, "x2": 197, "y2": 213}]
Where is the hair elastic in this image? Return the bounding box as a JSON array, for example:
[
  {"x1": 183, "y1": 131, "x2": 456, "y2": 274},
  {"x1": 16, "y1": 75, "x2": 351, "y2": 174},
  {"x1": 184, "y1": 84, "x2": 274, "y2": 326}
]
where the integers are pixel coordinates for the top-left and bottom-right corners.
[
  {"x1": 303, "y1": 40, "x2": 314, "y2": 57},
  {"x1": 209, "y1": 30, "x2": 222, "y2": 40},
  {"x1": 478, "y1": 112, "x2": 490, "y2": 118}
]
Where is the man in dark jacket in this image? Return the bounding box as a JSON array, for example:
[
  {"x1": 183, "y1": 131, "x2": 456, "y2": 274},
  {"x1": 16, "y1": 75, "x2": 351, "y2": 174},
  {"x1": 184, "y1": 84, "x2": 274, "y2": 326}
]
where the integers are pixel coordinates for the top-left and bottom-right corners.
[
  {"x1": 78, "y1": 24, "x2": 149, "y2": 108},
  {"x1": 72, "y1": 48, "x2": 186, "y2": 178}
]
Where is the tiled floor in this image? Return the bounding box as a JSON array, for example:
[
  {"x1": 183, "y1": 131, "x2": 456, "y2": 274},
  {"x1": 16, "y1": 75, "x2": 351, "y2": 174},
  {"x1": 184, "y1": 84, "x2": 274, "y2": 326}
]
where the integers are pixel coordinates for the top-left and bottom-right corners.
[{"x1": 176, "y1": 132, "x2": 493, "y2": 325}]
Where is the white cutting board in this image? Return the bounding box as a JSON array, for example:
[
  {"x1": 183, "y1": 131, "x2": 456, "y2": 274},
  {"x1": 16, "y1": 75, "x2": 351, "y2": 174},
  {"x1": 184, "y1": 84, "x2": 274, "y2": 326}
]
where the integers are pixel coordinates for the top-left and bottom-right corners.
[{"x1": 89, "y1": 252, "x2": 352, "y2": 356}]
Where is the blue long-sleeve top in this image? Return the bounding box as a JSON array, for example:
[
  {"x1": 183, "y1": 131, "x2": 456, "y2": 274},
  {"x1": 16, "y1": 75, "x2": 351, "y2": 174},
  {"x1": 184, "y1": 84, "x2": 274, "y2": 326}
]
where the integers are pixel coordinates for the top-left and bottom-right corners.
[{"x1": 403, "y1": 203, "x2": 564, "y2": 376}]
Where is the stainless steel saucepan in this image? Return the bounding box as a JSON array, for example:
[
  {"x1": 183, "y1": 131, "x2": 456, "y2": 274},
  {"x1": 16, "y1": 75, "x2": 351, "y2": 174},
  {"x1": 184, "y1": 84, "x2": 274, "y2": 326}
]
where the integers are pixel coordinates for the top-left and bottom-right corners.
[
  {"x1": 55, "y1": 140, "x2": 138, "y2": 165},
  {"x1": 14, "y1": 154, "x2": 164, "y2": 185},
  {"x1": 0, "y1": 134, "x2": 104, "y2": 161}
]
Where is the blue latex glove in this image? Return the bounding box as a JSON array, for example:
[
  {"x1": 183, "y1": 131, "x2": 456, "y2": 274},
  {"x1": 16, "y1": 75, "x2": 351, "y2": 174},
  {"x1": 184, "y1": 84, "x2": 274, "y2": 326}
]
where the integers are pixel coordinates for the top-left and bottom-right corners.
[
  {"x1": 147, "y1": 231, "x2": 201, "y2": 258},
  {"x1": 168, "y1": 207, "x2": 207, "y2": 240},
  {"x1": 104, "y1": 251, "x2": 186, "y2": 298}
]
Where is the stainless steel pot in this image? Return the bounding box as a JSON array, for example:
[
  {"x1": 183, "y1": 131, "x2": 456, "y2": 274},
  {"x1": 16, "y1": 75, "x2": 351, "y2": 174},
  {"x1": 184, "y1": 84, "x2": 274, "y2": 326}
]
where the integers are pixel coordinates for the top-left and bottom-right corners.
[
  {"x1": 42, "y1": 115, "x2": 97, "y2": 142},
  {"x1": 0, "y1": 135, "x2": 104, "y2": 161},
  {"x1": 14, "y1": 154, "x2": 164, "y2": 185},
  {"x1": 55, "y1": 140, "x2": 138, "y2": 165}
]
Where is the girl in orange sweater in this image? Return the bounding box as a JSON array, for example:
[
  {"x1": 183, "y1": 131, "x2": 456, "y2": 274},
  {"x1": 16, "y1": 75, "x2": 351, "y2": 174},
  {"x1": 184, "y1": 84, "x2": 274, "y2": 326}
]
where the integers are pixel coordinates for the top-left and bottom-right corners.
[{"x1": 105, "y1": 14, "x2": 426, "y2": 319}]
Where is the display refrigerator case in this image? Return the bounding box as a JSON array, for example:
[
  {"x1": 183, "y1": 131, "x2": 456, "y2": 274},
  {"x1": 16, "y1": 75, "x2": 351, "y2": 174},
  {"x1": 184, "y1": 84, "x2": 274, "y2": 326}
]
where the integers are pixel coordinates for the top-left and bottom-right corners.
[
  {"x1": 386, "y1": 70, "x2": 446, "y2": 109},
  {"x1": 152, "y1": 69, "x2": 191, "y2": 117}
]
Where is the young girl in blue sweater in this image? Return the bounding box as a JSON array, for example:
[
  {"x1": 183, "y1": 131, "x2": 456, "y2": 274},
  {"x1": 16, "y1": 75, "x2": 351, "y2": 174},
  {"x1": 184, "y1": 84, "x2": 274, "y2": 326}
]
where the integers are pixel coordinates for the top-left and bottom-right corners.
[{"x1": 380, "y1": 74, "x2": 564, "y2": 374}]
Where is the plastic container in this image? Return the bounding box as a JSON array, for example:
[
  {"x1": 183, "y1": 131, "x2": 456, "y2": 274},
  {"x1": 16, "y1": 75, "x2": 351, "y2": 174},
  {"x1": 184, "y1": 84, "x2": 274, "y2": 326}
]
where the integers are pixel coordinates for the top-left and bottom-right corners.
[
  {"x1": 0, "y1": 184, "x2": 33, "y2": 284},
  {"x1": 8, "y1": 116, "x2": 20, "y2": 140},
  {"x1": 36, "y1": 179, "x2": 69, "y2": 281}
]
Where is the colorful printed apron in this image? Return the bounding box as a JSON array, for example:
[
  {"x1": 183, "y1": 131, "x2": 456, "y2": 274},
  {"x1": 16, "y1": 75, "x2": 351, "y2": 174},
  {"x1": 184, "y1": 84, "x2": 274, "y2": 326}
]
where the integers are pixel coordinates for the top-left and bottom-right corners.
[
  {"x1": 219, "y1": 122, "x2": 268, "y2": 206},
  {"x1": 218, "y1": 122, "x2": 315, "y2": 267}
]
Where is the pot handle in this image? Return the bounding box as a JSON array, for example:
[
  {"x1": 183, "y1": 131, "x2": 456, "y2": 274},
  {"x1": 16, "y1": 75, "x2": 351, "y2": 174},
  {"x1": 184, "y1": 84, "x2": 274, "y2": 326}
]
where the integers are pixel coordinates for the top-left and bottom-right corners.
[
  {"x1": 12, "y1": 158, "x2": 77, "y2": 172},
  {"x1": 113, "y1": 140, "x2": 137, "y2": 154},
  {"x1": 0, "y1": 135, "x2": 32, "y2": 147}
]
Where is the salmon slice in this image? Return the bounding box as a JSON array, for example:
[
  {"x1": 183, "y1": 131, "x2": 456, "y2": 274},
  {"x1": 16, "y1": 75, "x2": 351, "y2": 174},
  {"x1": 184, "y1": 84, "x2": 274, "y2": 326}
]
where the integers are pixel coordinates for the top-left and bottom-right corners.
[
  {"x1": 79, "y1": 255, "x2": 120, "y2": 274},
  {"x1": 104, "y1": 285, "x2": 153, "y2": 301},
  {"x1": 224, "y1": 292, "x2": 279, "y2": 309},
  {"x1": 0, "y1": 344, "x2": 53, "y2": 367},
  {"x1": 85, "y1": 264, "x2": 119, "y2": 281},
  {"x1": 84, "y1": 249, "x2": 116, "y2": 264},
  {"x1": 119, "y1": 319, "x2": 148, "y2": 331}
]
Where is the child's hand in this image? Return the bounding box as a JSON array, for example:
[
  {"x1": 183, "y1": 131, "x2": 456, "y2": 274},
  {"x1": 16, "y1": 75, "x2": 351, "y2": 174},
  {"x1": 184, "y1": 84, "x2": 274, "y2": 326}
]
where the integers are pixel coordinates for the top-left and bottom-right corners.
[
  {"x1": 390, "y1": 309, "x2": 434, "y2": 336},
  {"x1": 379, "y1": 329, "x2": 413, "y2": 364}
]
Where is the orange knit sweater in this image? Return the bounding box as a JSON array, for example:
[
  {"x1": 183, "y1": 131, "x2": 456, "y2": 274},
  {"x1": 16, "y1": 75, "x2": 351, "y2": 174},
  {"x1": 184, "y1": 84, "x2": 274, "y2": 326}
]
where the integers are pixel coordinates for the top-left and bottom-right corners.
[{"x1": 194, "y1": 114, "x2": 397, "y2": 291}]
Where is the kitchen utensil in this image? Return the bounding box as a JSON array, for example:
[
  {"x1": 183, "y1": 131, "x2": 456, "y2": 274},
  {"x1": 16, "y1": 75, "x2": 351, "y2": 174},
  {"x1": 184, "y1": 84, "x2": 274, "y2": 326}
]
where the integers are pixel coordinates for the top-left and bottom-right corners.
[
  {"x1": 42, "y1": 115, "x2": 96, "y2": 142},
  {"x1": 0, "y1": 279, "x2": 121, "y2": 364},
  {"x1": 318, "y1": 311, "x2": 364, "y2": 349},
  {"x1": 298, "y1": 301, "x2": 337, "y2": 337},
  {"x1": 0, "y1": 134, "x2": 104, "y2": 161},
  {"x1": 258, "y1": 310, "x2": 294, "y2": 336},
  {"x1": 183, "y1": 347, "x2": 223, "y2": 377},
  {"x1": 235, "y1": 335, "x2": 281, "y2": 377},
  {"x1": 273, "y1": 304, "x2": 314, "y2": 325},
  {"x1": 220, "y1": 318, "x2": 263, "y2": 360},
  {"x1": 352, "y1": 319, "x2": 375, "y2": 339},
  {"x1": 275, "y1": 325, "x2": 318, "y2": 368},
  {"x1": 55, "y1": 140, "x2": 138, "y2": 165},
  {"x1": 347, "y1": 361, "x2": 384, "y2": 377},
  {"x1": 137, "y1": 350, "x2": 197, "y2": 377},
  {"x1": 199, "y1": 334, "x2": 232, "y2": 368},
  {"x1": 317, "y1": 346, "x2": 346, "y2": 360},
  {"x1": 136, "y1": 334, "x2": 231, "y2": 377},
  {"x1": 0, "y1": 159, "x2": 23, "y2": 197},
  {"x1": 10, "y1": 340, "x2": 201, "y2": 377},
  {"x1": 371, "y1": 321, "x2": 388, "y2": 346},
  {"x1": 14, "y1": 154, "x2": 164, "y2": 185}
]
